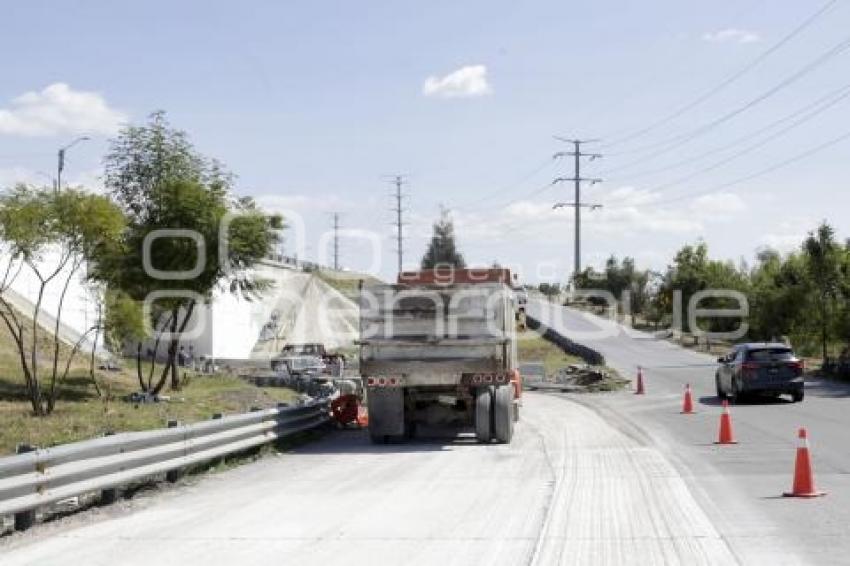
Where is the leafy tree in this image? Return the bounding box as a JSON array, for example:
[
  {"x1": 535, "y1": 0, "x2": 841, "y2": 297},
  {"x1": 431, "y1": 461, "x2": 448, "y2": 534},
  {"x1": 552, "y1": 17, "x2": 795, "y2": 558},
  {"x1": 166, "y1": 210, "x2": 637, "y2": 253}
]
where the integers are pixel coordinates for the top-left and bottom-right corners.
[
  {"x1": 802, "y1": 222, "x2": 845, "y2": 361},
  {"x1": 747, "y1": 249, "x2": 809, "y2": 343},
  {"x1": 99, "y1": 112, "x2": 281, "y2": 393},
  {"x1": 0, "y1": 186, "x2": 125, "y2": 415},
  {"x1": 660, "y1": 242, "x2": 748, "y2": 333},
  {"x1": 421, "y1": 209, "x2": 466, "y2": 269},
  {"x1": 574, "y1": 256, "x2": 650, "y2": 321},
  {"x1": 538, "y1": 282, "x2": 561, "y2": 301}
]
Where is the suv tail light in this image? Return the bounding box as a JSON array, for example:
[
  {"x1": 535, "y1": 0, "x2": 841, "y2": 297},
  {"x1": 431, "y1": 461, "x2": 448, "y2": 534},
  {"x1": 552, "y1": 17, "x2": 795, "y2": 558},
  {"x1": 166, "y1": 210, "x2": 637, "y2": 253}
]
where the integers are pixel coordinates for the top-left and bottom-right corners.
[
  {"x1": 787, "y1": 360, "x2": 804, "y2": 374},
  {"x1": 741, "y1": 361, "x2": 759, "y2": 377}
]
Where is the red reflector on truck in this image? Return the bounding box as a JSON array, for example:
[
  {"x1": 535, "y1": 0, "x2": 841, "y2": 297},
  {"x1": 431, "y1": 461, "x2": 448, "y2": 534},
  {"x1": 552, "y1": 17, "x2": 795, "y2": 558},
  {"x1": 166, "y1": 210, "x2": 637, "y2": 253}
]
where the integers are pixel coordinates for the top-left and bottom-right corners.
[
  {"x1": 366, "y1": 376, "x2": 403, "y2": 388},
  {"x1": 467, "y1": 373, "x2": 514, "y2": 385}
]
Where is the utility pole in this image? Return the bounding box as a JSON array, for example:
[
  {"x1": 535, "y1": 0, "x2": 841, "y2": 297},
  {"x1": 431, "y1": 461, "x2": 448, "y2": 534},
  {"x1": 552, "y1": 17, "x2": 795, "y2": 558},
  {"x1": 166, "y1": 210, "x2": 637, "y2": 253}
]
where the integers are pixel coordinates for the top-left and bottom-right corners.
[
  {"x1": 390, "y1": 175, "x2": 407, "y2": 273},
  {"x1": 392, "y1": 175, "x2": 407, "y2": 274},
  {"x1": 332, "y1": 212, "x2": 340, "y2": 271},
  {"x1": 552, "y1": 138, "x2": 602, "y2": 282}
]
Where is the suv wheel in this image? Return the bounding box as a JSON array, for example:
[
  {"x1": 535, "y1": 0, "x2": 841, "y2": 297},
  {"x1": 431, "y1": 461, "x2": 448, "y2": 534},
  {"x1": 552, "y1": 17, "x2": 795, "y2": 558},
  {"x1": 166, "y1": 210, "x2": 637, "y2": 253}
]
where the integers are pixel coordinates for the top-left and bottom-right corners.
[
  {"x1": 729, "y1": 378, "x2": 740, "y2": 404},
  {"x1": 792, "y1": 390, "x2": 804, "y2": 403},
  {"x1": 715, "y1": 374, "x2": 726, "y2": 400}
]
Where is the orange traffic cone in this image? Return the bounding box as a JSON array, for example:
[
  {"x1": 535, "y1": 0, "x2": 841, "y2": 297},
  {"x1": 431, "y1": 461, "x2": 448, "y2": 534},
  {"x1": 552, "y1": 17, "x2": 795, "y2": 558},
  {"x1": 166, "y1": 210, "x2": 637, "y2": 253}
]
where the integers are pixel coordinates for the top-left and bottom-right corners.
[
  {"x1": 714, "y1": 400, "x2": 737, "y2": 444},
  {"x1": 356, "y1": 405, "x2": 369, "y2": 427},
  {"x1": 783, "y1": 428, "x2": 826, "y2": 498},
  {"x1": 681, "y1": 383, "x2": 694, "y2": 414},
  {"x1": 635, "y1": 367, "x2": 645, "y2": 395}
]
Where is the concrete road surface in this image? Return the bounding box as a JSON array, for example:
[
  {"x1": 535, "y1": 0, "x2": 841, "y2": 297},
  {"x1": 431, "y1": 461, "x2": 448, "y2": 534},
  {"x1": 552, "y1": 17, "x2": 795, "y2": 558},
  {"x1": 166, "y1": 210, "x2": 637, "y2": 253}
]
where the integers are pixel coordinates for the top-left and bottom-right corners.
[
  {"x1": 527, "y1": 301, "x2": 850, "y2": 565},
  {"x1": 4, "y1": 395, "x2": 744, "y2": 566},
  {"x1": 3, "y1": 302, "x2": 846, "y2": 565}
]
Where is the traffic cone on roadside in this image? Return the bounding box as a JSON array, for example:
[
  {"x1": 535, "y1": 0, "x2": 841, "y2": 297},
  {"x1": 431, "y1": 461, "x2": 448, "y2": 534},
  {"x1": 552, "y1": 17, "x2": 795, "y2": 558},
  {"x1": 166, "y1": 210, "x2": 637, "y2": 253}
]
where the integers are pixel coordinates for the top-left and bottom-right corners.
[
  {"x1": 681, "y1": 383, "x2": 694, "y2": 414},
  {"x1": 356, "y1": 405, "x2": 369, "y2": 427},
  {"x1": 783, "y1": 428, "x2": 826, "y2": 498},
  {"x1": 635, "y1": 367, "x2": 645, "y2": 395},
  {"x1": 714, "y1": 400, "x2": 737, "y2": 444}
]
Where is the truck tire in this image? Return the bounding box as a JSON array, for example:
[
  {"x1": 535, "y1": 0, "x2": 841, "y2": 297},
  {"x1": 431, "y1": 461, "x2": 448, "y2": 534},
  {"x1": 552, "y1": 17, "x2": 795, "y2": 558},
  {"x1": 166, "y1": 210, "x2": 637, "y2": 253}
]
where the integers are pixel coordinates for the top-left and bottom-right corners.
[
  {"x1": 493, "y1": 385, "x2": 514, "y2": 444},
  {"x1": 475, "y1": 386, "x2": 493, "y2": 443}
]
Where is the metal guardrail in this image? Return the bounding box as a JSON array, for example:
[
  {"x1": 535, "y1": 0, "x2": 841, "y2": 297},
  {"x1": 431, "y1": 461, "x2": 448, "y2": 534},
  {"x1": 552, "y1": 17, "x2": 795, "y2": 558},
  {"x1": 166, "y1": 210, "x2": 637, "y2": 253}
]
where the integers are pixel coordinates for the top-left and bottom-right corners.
[{"x1": 0, "y1": 400, "x2": 329, "y2": 529}]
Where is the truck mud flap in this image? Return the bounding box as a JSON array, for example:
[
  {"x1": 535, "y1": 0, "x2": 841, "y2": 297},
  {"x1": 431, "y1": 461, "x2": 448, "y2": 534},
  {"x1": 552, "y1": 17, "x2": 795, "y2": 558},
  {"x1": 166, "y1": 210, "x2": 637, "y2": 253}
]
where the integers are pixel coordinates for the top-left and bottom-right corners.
[{"x1": 367, "y1": 387, "x2": 405, "y2": 437}]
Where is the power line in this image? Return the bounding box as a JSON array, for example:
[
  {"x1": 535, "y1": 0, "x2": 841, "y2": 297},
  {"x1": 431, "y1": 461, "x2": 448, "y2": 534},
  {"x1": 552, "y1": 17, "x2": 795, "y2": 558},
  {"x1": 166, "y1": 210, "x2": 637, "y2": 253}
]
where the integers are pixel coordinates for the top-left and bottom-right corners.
[
  {"x1": 451, "y1": 157, "x2": 557, "y2": 212},
  {"x1": 605, "y1": 80, "x2": 850, "y2": 202},
  {"x1": 600, "y1": 0, "x2": 839, "y2": 150},
  {"x1": 551, "y1": 138, "x2": 603, "y2": 281},
  {"x1": 599, "y1": 28, "x2": 850, "y2": 166},
  {"x1": 616, "y1": 129, "x2": 850, "y2": 210},
  {"x1": 472, "y1": 180, "x2": 559, "y2": 213},
  {"x1": 605, "y1": 79, "x2": 850, "y2": 183}
]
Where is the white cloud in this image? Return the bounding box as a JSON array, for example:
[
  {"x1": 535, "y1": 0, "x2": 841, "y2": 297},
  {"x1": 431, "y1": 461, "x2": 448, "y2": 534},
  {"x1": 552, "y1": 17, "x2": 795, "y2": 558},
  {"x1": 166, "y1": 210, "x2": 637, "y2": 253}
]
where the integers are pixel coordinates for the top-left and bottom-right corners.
[
  {"x1": 758, "y1": 218, "x2": 815, "y2": 253},
  {"x1": 0, "y1": 166, "x2": 103, "y2": 192},
  {"x1": 690, "y1": 192, "x2": 746, "y2": 216},
  {"x1": 702, "y1": 28, "x2": 761, "y2": 44},
  {"x1": 442, "y1": 187, "x2": 750, "y2": 252},
  {"x1": 255, "y1": 193, "x2": 350, "y2": 213},
  {"x1": 0, "y1": 83, "x2": 126, "y2": 137},
  {"x1": 0, "y1": 166, "x2": 46, "y2": 187},
  {"x1": 423, "y1": 65, "x2": 492, "y2": 99}
]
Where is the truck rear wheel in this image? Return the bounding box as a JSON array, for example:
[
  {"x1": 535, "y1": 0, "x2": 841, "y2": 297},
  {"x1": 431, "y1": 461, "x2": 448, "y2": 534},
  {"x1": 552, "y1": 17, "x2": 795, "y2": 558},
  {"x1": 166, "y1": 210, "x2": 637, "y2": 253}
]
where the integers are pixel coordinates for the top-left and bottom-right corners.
[
  {"x1": 475, "y1": 386, "x2": 493, "y2": 442},
  {"x1": 493, "y1": 385, "x2": 514, "y2": 444}
]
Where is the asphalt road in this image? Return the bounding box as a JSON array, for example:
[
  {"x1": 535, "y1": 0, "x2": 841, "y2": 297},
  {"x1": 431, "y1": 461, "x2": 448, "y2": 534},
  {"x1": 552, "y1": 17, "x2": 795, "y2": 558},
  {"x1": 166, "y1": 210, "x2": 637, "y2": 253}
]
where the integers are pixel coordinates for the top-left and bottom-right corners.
[
  {"x1": 527, "y1": 301, "x2": 850, "y2": 565},
  {"x1": 3, "y1": 302, "x2": 848, "y2": 565}
]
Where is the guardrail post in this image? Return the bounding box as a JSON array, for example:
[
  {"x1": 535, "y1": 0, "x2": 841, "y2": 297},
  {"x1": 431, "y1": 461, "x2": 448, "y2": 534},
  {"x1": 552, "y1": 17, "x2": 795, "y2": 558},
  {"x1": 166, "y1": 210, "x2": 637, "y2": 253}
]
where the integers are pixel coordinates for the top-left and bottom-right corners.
[
  {"x1": 248, "y1": 407, "x2": 263, "y2": 457},
  {"x1": 100, "y1": 432, "x2": 118, "y2": 505},
  {"x1": 210, "y1": 413, "x2": 225, "y2": 467},
  {"x1": 165, "y1": 420, "x2": 183, "y2": 483},
  {"x1": 14, "y1": 443, "x2": 37, "y2": 531}
]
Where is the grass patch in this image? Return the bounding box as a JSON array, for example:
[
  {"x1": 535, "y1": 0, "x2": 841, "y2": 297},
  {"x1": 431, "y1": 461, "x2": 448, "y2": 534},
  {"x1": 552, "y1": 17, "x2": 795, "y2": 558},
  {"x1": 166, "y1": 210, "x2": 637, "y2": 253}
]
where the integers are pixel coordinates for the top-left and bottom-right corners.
[
  {"x1": 517, "y1": 328, "x2": 626, "y2": 391},
  {"x1": 517, "y1": 329, "x2": 583, "y2": 377},
  {"x1": 0, "y1": 305, "x2": 299, "y2": 454},
  {"x1": 0, "y1": 370, "x2": 299, "y2": 455},
  {"x1": 314, "y1": 269, "x2": 384, "y2": 299}
]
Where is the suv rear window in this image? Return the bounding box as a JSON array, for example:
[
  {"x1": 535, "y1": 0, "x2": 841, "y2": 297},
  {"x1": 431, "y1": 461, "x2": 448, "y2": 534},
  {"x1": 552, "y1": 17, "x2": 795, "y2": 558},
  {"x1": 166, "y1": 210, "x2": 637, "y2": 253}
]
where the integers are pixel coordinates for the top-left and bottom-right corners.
[{"x1": 746, "y1": 348, "x2": 794, "y2": 362}]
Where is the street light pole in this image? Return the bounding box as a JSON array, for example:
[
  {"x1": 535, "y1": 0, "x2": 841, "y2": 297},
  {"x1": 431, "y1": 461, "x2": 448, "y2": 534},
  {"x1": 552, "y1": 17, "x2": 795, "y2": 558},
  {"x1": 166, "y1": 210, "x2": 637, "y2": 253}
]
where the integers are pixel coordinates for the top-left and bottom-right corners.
[{"x1": 56, "y1": 136, "x2": 90, "y2": 193}]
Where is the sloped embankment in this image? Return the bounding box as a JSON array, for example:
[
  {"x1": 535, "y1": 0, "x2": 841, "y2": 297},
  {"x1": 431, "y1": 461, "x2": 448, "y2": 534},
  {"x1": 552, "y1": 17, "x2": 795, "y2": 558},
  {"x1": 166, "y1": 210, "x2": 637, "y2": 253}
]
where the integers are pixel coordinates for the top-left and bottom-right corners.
[{"x1": 525, "y1": 313, "x2": 605, "y2": 366}]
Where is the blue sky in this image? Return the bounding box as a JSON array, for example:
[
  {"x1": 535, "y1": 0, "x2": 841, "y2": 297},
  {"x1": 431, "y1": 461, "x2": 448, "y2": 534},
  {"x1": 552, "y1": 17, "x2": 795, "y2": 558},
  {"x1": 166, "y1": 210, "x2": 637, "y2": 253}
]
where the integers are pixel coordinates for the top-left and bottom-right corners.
[{"x1": 2, "y1": 0, "x2": 849, "y2": 282}]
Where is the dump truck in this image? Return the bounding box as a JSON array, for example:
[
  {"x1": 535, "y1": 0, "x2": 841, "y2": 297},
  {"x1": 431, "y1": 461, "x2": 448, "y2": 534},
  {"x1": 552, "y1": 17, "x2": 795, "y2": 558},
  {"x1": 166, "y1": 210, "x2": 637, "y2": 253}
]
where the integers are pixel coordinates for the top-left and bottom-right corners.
[{"x1": 359, "y1": 268, "x2": 521, "y2": 444}]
